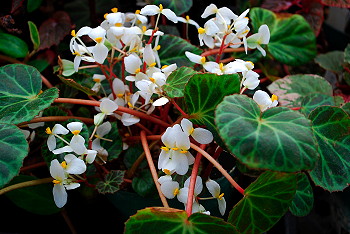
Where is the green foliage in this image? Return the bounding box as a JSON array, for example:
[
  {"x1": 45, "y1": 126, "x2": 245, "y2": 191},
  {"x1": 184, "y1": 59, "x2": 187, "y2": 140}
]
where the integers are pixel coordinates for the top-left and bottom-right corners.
[
  {"x1": 164, "y1": 67, "x2": 196, "y2": 98},
  {"x1": 100, "y1": 122, "x2": 122, "y2": 161},
  {"x1": 125, "y1": 207, "x2": 238, "y2": 234},
  {"x1": 158, "y1": 35, "x2": 202, "y2": 67},
  {"x1": 27, "y1": 59, "x2": 49, "y2": 72},
  {"x1": 308, "y1": 106, "x2": 350, "y2": 191},
  {"x1": 58, "y1": 75, "x2": 97, "y2": 96},
  {"x1": 153, "y1": 0, "x2": 193, "y2": 15},
  {"x1": 267, "y1": 74, "x2": 333, "y2": 108},
  {"x1": 314, "y1": 51, "x2": 344, "y2": 73},
  {"x1": 96, "y1": 170, "x2": 125, "y2": 194},
  {"x1": 345, "y1": 44, "x2": 350, "y2": 64},
  {"x1": 289, "y1": 173, "x2": 314, "y2": 217},
  {"x1": 5, "y1": 175, "x2": 60, "y2": 215},
  {"x1": 0, "y1": 64, "x2": 59, "y2": 124},
  {"x1": 228, "y1": 171, "x2": 297, "y2": 233},
  {"x1": 300, "y1": 93, "x2": 336, "y2": 117},
  {"x1": 250, "y1": 8, "x2": 317, "y2": 66},
  {"x1": 216, "y1": 95, "x2": 318, "y2": 172},
  {"x1": 27, "y1": 0, "x2": 43, "y2": 12},
  {"x1": 0, "y1": 33, "x2": 28, "y2": 58},
  {"x1": 28, "y1": 21, "x2": 40, "y2": 50},
  {"x1": 132, "y1": 170, "x2": 157, "y2": 197},
  {"x1": 0, "y1": 124, "x2": 28, "y2": 188}
]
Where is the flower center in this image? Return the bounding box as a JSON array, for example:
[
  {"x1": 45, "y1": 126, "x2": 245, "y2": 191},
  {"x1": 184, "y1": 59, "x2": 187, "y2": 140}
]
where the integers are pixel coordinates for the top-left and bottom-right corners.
[
  {"x1": 93, "y1": 78, "x2": 101, "y2": 83},
  {"x1": 71, "y1": 30, "x2": 76, "y2": 37},
  {"x1": 111, "y1": 8, "x2": 118, "y2": 13},
  {"x1": 186, "y1": 15, "x2": 190, "y2": 21},
  {"x1": 72, "y1": 130, "x2": 81, "y2": 135},
  {"x1": 173, "y1": 188, "x2": 179, "y2": 196},
  {"x1": 149, "y1": 62, "x2": 157, "y2": 67},
  {"x1": 53, "y1": 179, "x2": 61, "y2": 184},
  {"x1": 95, "y1": 37, "x2": 103, "y2": 43},
  {"x1": 271, "y1": 94, "x2": 278, "y2": 102},
  {"x1": 200, "y1": 57, "x2": 206, "y2": 64},
  {"x1": 115, "y1": 23, "x2": 123, "y2": 27},
  {"x1": 218, "y1": 193, "x2": 225, "y2": 200},
  {"x1": 161, "y1": 146, "x2": 169, "y2": 151},
  {"x1": 61, "y1": 161, "x2": 67, "y2": 169},
  {"x1": 159, "y1": 4, "x2": 163, "y2": 11},
  {"x1": 135, "y1": 10, "x2": 141, "y2": 14},
  {"x1": 198, "y1": 27, "x2": 206, "y2": 34},
  {"x1": 163, "y1": 169, "x2": 171, "y2": 175},
  {"x1": 149, "y1": 77, "x2": 156, "y2": 83},
  {"x1": 45, "y1": 127, "x2": 52, "y2": 135}
]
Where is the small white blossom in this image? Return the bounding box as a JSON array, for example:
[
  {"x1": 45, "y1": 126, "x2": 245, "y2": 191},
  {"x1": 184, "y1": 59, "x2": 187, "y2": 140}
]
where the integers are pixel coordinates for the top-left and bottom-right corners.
[
  {"x1": 253, "y1": 90, "x2": 278, "y2": 111},
  {"x1": 206, "y1": 179, "x2": 226, "y2": 215}
]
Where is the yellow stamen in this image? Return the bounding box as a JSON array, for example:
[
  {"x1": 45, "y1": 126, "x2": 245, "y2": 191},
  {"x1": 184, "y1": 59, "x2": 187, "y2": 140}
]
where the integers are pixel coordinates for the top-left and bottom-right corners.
[
  {"x1": 115, "y1": 23, "x2": 123, "y2": 27},
  {"x1": 136, "y1": 20, "x2": 142, "y2": 24},
  {"x1": 116, "y1": 94, "x2": 123, "y2": 98},
  {"x1": 173, "y1": 188, "x2": 179, "y2": 196},
  {"x1": 61, "y1": 161, "x2": 67, "y2": 169},
  {"x1": 52, "y1": 180, "x2": 61, "y2": 184},
  {"x1": 163, "y1": 169, "x2": 171, "y2": 175},
  {"x1": 219, "y1": 63, "x2": 224, "y2": 71},
  {"x1": 127, "y1": 102, "x2": 133, "y2": 108},
  {"x1": 172, "y1": 147, "x2": 179, "y2": 151},
  {"x1": 149, "y1": 62, "x2": 157, "y2": 67},
  {"x1": 242, "y1": 29, "x2": 249, "y2": 34},
  {"x1": 186, "y1": 15, "x2": 190, "y2": 21},
  {"x1": 111, "y1": 7, "x2": 118, "y2": 13},
  {"x1": 135, "y1": 10, "x2": 141, "y2": 14},
  {"x1": 93, "y1": 78, "x2": 101, "y2": 83},
  {"x1": 135, "y1": 68, "x2": 141, "y2": 74},
  {"x1": 71, "y1": 30, "x2": 76, "y2": 37},
  {"x1": 161, "y1": 65, "x2": 168, "y2": 69},
  {"x1": 198, "y1": 27, "x2": 205, "y2": 34},
  {"x1": 45, "y1": 127, "x2": 52, "y2": 135},
  {"x1": 94, "y1": 134, "x2": 100, "y2": 139},
  {"x1": 72, "y1": 51, "x2": 81, "y2": 56},
  {"x1": 200, "y1": 57, "x2": 206, "y2": 64},
  {"x1": 247, "y1": 61, "x2": 254, "y2": 66},
  {"x1": 271, "y1": 94, "x2": 278, "y2": 102},
  {"x1": 124, "y1": 133, "x2": 130, "y2": 137},
  {"x1": 95, "y1": 37, "x2": 103, "y2": 43},
  {"x1": 104, "y1": 13, "x2": 108, "y2": 19},
  {"x1": 244, "y1": 17, "x2": 249, "y2": 20},
  {"x1": 72, "y1": 130, "x2": 80, "y2": 135},
  {"x1": 189, "y1": 127, "x2": 194, "y2": 135},
  {"x1": 218, "y1": 193, "x2": 225, "y2": 200},
  {"x1": 159, "y1": 4, "x2": 163, "y2": 11},
  {"x1": 155, "y1": 45, "x2": 161, "y2": 51},
  {"x1": 161, "y1": 146, "x2": 169, "y2": 151},
  {"x1": 149, "y1": 77, "x2": 156, "y2": 83},
  {"x1": 142, "y1": 26, "x2": 147, "y2": 33},
  {"x1": 180, "y1": 150, "x2": 188, "y2": 154}
]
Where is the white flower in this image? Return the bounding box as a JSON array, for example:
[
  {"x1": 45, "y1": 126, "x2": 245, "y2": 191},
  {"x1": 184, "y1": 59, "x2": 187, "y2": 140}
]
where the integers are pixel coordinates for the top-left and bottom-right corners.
[
  {"x1": 71, "y1": 42, "x2": 95, "y2": 72},
  {"x1": 125, "y1": 10, "x2": 148, "y2": 25},
  {"x1": 92, "y1": 121, "x2": 112, "y2": 152},
  {"x1": 198, "y1": 20, "x2": 220, "y2": 48},
  {"x1": 67, "y1": 122, "x2": 86, "y2": 155},
  {"x1": 88, "y1": 26, "x2": 109, "y2": 63},
  {"x1": 177, "y1": 15, "x2": 199, "y2": 29},
  {"x1": 94, "y1": 99, "x2": 119, "y2": 125},
  {"x1": 206, "y1": 179, "x2": 226, "y2": 215},
  {"x1": 63, "y1": 154, "x2": 87, "y2": 174},
  {"x1": 247, "y1": 24, "x2": 270, "y2": 56},
  {"x1": 203, "y1": 61, "x2": 247, "y2": 75},
  {"x1": 140, "y1": 4, "x2": 178, "y2": 23},
  {"x1": 124, "y1": 53, "x2": 142, "y2": 74},
  {"x1": 91, "y1": 74, "x2": 106, "y2": 92},
  {"x1": 160, "y1": 180, "x2": 180, "y2": 199},
  {"x1": 135, "y1": 80, "x2": 156, "y2": 104},
  {"x1": 201, "y1": 4, "x2": 236, "y2": 25},
  {"x1": 112, "y1": 78, "x2": 126, "y2": 106},
  {"x1": 45, "y1": 124, "x2": 69, "y2": 151},
  {"x1": 253, "y1": 90, "x2": 278, "y2": 111},
  {"x1": 177, "y1": 176, "x2": 203, "y2": 204},
  {"x1": 185, "y1": 51, "x2": 207, "y2": 66},
  {"x1": 242, "y1": 70, "x2": 260, "y2": 90},
  {"x1": 69, "y1": 27, "x2": 92, "y2": 52},
  {"x1": 180, "y1": 118, "x2": 213, "y2": 144}
]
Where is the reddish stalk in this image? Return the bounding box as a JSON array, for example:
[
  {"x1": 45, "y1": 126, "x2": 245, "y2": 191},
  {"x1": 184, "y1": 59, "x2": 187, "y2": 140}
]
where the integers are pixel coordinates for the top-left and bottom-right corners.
[
  {"x1": 186, "y1": 144, "x2": 206, "y2": 216},
  {"x1": 216, "y1": 34, "x2": 228, "y2": 63},
  {"x1": 201, "y1": 47, "x2": 246, "y2": 57},
  {"x1": 171, "y1": 99, "x2": 188, "y2": 117},
  {"x1": 202, "y1": 146, "x2": 223, "y2": 179},
  {"x1": 190, "y1": 143, "x2": 244, "y2": 195},
  {"x1": 18, "y1": 116, "x2": 94, "y2": 127},
  {"x1": 140, "y1": 131, "x2": 169, "y2": 207},
  {"x1": 291, "y1": 107, "x2": 301, "y2": 110},
  {"x1": 20, "y1": 161, "x2": 47, "y2": 172}
]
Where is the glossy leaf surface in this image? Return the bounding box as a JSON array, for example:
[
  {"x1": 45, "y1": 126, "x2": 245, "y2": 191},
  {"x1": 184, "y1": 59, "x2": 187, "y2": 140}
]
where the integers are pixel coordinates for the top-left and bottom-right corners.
[
  {"x1": 164, "y1": 67, "x2": 196, "y2": 98},
  {"x1": 289, "y1": 173, "x2": 314, "y2": 217},
  {"x1": 0, "y1": 32, "x2": 28, "y2": 58}
]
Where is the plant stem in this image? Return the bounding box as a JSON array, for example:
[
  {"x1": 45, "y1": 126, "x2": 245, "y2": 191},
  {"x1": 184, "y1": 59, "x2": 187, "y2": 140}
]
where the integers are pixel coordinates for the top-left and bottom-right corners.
[
  {"x1": 216, "y1": 34, "x2": 228, "y2": 63},
  {"x1": 140, "y1": 131, "x2": 169, "y2": 208},
  {"x1": 0, "y1": 177, "x2": 53, "y2": 195},
  {"x1": 17, "y1": 116, "x2": 94, "y2": 127},
  {"x1": 201, "y1": 47, "x2": 246, "y2": 57},
  {"x1": 190, "y1": 143, "x2": 245, "y2": 195}
]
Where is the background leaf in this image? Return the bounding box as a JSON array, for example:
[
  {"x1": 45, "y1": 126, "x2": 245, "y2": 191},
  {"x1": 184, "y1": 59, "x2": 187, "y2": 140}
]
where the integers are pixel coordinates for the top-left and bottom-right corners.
[
  {"x1": 215, "y1": 95, "x2": 318, "y2": 172},
  {"x1": 163, "y1": 66, "x2": 196, "y2": 98},
  {"x1": 125, "y1": 207, "x2": 238, "y2": 234},
  {"x1": 101, "y1": 122, "x2": 122, "y2": 161},
  {"x1": 96, "y1": 170, "x2": 125, "y2": 194},
  {"x1": 308, "y1": 106, "x2": 350, "y2": 191},
  {"x1": 152, "y1": 0, "x2": 193, "y2": 15},
  {"x1": 27, "y1": 0, "x2": 43, "y2": 12},
  {"x1": 345, "y1": 43, "x2": 350, "y2": 64},
  {"x1": 289, "y1": 173, "x2": 314, "y2": 217},
  {"x1": 314, "y1": 51, "x2": 344, "y2": 73},
  {"x1": 320, "y1": 0, "x2": 350, "y2": 8},
  {"x1": 0, "y1": 32, "x2": 28, "y2": 58},
  {"x1": 300, "y1": 93, "x2": 336, "y2": 117},
  {"x1": 0, "y1": 124, "x2": 28, "y2": 188},
  {"x1": 28, "y1": 21, "x2": 40, "y2": 50},
  {"x1": 0, "y1": 64, "x2": 59, "y2": 124},
  {"x1": 228, "y1": 171, "x2": 297, "y2": 233},
  {"x1": 267, "y1": 74, "x2": 333, "y2": 108},
  {"x1": 132, "y1": 170, "x2": 157, "y2": 197}
]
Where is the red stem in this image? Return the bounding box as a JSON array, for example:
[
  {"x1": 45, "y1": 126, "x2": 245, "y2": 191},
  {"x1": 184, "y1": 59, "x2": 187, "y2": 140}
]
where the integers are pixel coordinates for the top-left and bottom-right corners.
[
  {"x1": 216, "y1": 34, "x2": 228, "y2": 63},
  {"x1": 201, "y1": 47, "x2": 246, "y2": 57},
  {"x1": 202, "y1": 146, "x2": 223, "y2": 179},
  {"x1": 171, "y1": 99, "x2": 188, "y2": 117}
]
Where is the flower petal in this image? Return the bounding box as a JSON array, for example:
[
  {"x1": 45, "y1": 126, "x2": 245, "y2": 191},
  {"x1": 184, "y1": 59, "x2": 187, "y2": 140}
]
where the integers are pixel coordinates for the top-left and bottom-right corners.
[
  {"x1": 192, "y1": 128, "x2": 213, "y2": 144},
  {"x1": 53, "y1": 184, "x2": 67, "y2": 208},
  {"x1": 160, "y1": 181, "x2": 179, "y2": 199},
  {"x1": 205, "y1": 179, "x2": 220, "y2": 198}
]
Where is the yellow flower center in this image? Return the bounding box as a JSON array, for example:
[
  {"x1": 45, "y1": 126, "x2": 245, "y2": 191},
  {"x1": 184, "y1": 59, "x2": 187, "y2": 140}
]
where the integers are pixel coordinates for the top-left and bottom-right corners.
[
  {"x1": 218, "y1": 193, "x2": 225, "y2": 200},
  {"x1": 142, "y1": 26, "x2": 147, "y2": 33},
  {"x1": 186, "y1": 15, "x2": 190, "y2": 21},
  {"x1": 45, "y1": 127, "x2": 52, "y2": 135},
  {"x1": 163, "y1": 169, "x2": 171, "y2": 175},
  {"x1": 135, "y1": 68, "x2": 141, "y2": 74},
  {"x1": 71, "y1": 30, "x2": 76, "y2": 37},
  {"x1": 161, "y1": 65, "x2": 168, "y2": 69},
  {"x1": 173, "y1": 188, "x2": 179, "y2": 196},
  {"x1": 93, "y1": 78, "x2": 101, "y2": 83},
  {"x1": 219, "y1": 63, "x2": 224, "y2": 71},
  {"x1": 200, "y1": 57, "x2": 206, "y2": 64},
  {"x1": 111, "y1": 7, "x2": 118, "y2": 13},
  {"x1": 117, "y1": 93, "x2": 124, "y2": 98},
  {"x1": 180, "y1": 150, "x2": 188, "y2": 154},
  {"x1": 52, "y1": 179, "x2": 61, "y2": 184},
  {"x1": 61, "y1": 161, "x2": 67, "y2": 169},
  {"x1": 247, "y1": 61, "x2": 254, "y2": 67},
  {"x1": 149, "y1": 77, "x2": 156, "y2": 83},
  {"x1": 161, "y1": 146, "x2": 169, "y2": 151},
  {"x1": 127, "y1": 102, "x2": 133, "y2": 108},
  {"x1": 172, "y1": 147, "x2": 179, "y2": 151},
  {"x1": 149, "y1": 62, "x2": 157, "y2": 67},
  {"x1": 159, "y1": 4, "x2": 163, "y2": 11},
  {"x1": 271, "y1": 94, "x2": 278, "y2": 102},
  {"x1": 104, "y1": 13, "x2": 108, "y2": 19},
  {"x1": 155, "y1": 45, "x2": 161, "y2": 51},
  {"x1": 198, "y1": 27, "x2": 206, "y2": 34},
  {"x1": 72, "y1": 130, "x2": 81, "y2": 135},
  {"x1": 189, "y1": 127, "x2": 194, "y2": 135},
  {"x1": 72, "y1": 51, "x2": 81, "y2": 56},
  {"x1": 115, "y1": 23, "x2": 123, "y2": 27},
  {"x1": 95, "y1": 37, "x2": 103, "y2": 43},
  {"x1": 135, "y1": 10, "x2": 140, "y2": 14}
]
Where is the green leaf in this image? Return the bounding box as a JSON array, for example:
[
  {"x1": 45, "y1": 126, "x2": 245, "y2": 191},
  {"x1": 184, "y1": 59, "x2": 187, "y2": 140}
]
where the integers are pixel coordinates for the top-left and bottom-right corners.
[
  {"x1": 289, "y1": 173, "x2": 314, "y2": 217},
  {"x1": 96, "y1": 170, "x2": 125, "y2": 194},
  {"x1": 342, "y1": 102, "x2": 350, "y2": 115},
  {"x1": 158, "y1": 35, "x2": 202, "y2": 67},
  {"x1": 320, "y1": 0, "x2": 350, "y2": 8},
  {"x1": 0, "y1": 124, "x2": 28, "y2": 188},
  {"x1": 0, "y1": 32, "x2": 28, "y2": 58},
  {"x1": 314, "y1": 51, "x2": 344, "y2": 73},
  {"x1": 215, "y1": 95, "x2": 318, "y2": 172},
  {"x1": 0, "y1": 64, "x2": 59, "y2": 124},
  {"x1": 132, "y1": 170, "x2": 157, "y2": 197},
  {"x1": 27, "y1": 0, "x2": 43, "y2": 12},
  {"x1": 184, "y1": 73, "x2": 240, "y2": 144},
  {"x1": 58, "y1": 75, "x2": 97, "y2": 96},
  {"x1": 308, "y1": 106, "x2": 350, "y2": 191},
  {"x1": 123, "y1": 144, "x2": 147, "y2": 169},
  {"x1": 345, "y1": 44, "x2": 350, "y2": 64},
  {"x1": 228, "y1": 171, "x2": 297, "y2": 233},
  {"x1": 250, "y1": 8, "x2": 316, "y2": 66},
  {"x1": 300, "y1": 93, "x2": 335, "y2": 117},
  {"x1": 125, "y1": 207, "x2": 238, "y2": 234},
  {"x1": 61, "y1": 59, "x2": 76, "y2": 77},
  {"x1": 28, "y1": 21, "x2": 40, "y2": 50},
  {"x1": 100, "y1": 122, "x2": 122, "y2": 161},
  {"x1": 152, "y1": 0, "x2": 193, "y2": 15},
  {"x1": 267, "y1": 74, "x2": 333, "y2": 108},
  {"x1": 27, "y1": 59, "x2": 49, "y2": 72},
  {"x1": 5, "y1": 175, "x2": 60, "y2": 215},
  {"x1": 164, "y1": 67, "x2": 196, "y2": 98}
]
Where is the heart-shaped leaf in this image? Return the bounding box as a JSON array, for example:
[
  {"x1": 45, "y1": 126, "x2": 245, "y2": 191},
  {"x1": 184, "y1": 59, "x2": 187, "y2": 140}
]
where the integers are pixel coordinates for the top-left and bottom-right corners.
[
  {"x1": 96, "y1": 170, "x2": 125, "y2": 194},
  {"x1": 289, "y1": 173, "x2": 314, "y2": 217},
  {"x1": 0, "y1": 32, "x2": 28, "y2": 58},
  {"x1": 215, "y1": 95, "x2": 318, "y2": 172},
  {"x1": 152, "y1": 0, "x2": 193, "y2": 15},
  {"x1": 125, "y1": 207, "x2": 238, "y2": 234},
  {"x1": 228, "y1": 171, "x2": 297, "y2": 233},
  {"x1": 164, "y1": 67, "x2": 196, "y2": 98},
  {"x1": 300, "y1": 93, "x2": 335, "y2": 117},
  {"x1": 308, "y1": 106, "x2": 350, "y2": 191},
  {"x1": 0, "y1": 64, "x2": 59, "y2": 124},
  {"x1": 184, "y1": 73, "x2": 240, "y2": 144},
  {"x1": 5, "y1": 175, "x2": 60, "y2": 215},
  {"x1": 158, "y1": 35, "x2": 202, "y2": 67},
  {"x1": 314, "y1": 51, "x2": 345, "y2": 73},
  {"x1": 0, "y1": 124, "x2": 28, "y2": 188},
  {"x1": 250, "y1": 8, "x2": 316, "y2": 66},
  {"x1": 267, "y1": 74, "x2": 333, "y2": 108}
]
